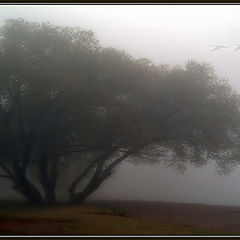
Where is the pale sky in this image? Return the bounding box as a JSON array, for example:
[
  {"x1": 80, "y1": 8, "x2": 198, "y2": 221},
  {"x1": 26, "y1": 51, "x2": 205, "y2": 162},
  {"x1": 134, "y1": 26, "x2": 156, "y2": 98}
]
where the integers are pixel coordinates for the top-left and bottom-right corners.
[
  {"x1": 1, "y1": 5, "x2": 240, "y2": 88},
  {"x1": 1, "y1": 4, "x2": 240, "y2": 205}
]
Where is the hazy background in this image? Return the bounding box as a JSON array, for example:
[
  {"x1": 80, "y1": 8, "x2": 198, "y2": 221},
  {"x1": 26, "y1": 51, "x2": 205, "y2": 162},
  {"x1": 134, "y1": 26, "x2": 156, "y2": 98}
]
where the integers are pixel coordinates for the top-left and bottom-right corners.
[{"x1": 1, "y1": 4, "x2": 240, "y2": 206}]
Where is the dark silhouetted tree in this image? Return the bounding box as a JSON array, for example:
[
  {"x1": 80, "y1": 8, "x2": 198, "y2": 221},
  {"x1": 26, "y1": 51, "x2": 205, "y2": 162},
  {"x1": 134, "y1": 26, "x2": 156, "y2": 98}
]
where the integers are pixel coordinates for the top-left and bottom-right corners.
[
  {"x1": 0, "y1": 19, "x2": 239, "y2": 204},
  {"x1": 68, "y1": 49, "x2": 240, "y2": 203},
  {"x1": 0, "y1": 18, "x2": 101, "y2": 204}
]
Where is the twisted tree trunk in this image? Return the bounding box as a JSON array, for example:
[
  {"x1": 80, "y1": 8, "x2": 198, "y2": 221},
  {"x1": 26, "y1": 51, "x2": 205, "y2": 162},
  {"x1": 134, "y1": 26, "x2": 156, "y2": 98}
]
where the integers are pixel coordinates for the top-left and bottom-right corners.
[
  {"x1": 69, "y1": 150, "x2": 134, "y2": 204},
  {"x1": 39, "y1": 154, "x2": 58, "y2": 205},
  {"x1": 12, "y1": 166, "x2": 44, "y2": 205}
]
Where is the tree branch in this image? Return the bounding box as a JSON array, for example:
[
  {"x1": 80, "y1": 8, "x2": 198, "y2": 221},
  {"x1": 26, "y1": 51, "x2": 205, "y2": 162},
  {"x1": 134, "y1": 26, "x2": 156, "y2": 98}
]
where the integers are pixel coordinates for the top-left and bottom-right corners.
[
  {"x1": 76, "y1": 148, "x2": 136, "y2": 199},
  {"x1": 69, "y1": 159, "x2": 98, "y2": 198},
  {"x1": 100, "y1": 148, "x2": 136, "y2": 177},
  {"x1": 82, "y1": 150, "x2": 117, "y2": 192}
]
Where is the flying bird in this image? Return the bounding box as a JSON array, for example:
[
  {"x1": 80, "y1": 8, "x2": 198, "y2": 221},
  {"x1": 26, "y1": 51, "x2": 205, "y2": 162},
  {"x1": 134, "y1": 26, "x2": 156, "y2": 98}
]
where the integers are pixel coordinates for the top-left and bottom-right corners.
[
  {"x1": 210, "y1": 45, "x2": 227, "y2": 52},
  {"x1": 234, "y1": 44, "x2": 240, "y2": 51}
]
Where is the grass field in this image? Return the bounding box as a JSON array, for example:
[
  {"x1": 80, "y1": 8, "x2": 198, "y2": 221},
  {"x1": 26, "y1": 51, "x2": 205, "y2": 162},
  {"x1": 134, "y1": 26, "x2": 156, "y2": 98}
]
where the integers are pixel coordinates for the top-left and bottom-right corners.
[{"x1": 0, "y1": 200, "x2": 216, "y2": 235}]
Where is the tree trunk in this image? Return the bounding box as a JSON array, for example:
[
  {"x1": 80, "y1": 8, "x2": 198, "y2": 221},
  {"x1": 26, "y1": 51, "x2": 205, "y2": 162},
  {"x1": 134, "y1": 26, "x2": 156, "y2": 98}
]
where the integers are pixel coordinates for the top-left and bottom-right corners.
[
  {"x1": 12, "y1": 177, "x2": 44, "y2": 205},
  {"x1": 70, "y1": 192, "x2": 89, "y2": 203},
  {"x1": 39, "y1": 155, "x2": 57, "y2": 205},
  {"x1": 48, "y1": 157, "x2": 58, "y2": 204},
  {"x1": 11, "y1": 160, "x2": 44, "y2": 205},
  {"x1": 70, "y1": 170, "x2": 112, "y2": 204},
  {"x1": 69, "y1": 149, "x2": 135, "y2": 204},
  {"x1": 69, "y1": 161, "x2": 96, "y2": 202},
  {"x1": 43, "y1": 186, "x2": 56, "y2": 205},
  {"x1": 69, "y1": 151, "x2": 115, "y2": 203}
]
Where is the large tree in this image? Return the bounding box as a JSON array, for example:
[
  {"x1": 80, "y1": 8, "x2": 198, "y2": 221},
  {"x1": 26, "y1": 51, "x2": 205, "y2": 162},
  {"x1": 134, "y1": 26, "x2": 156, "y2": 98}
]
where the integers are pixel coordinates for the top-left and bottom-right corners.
[
  {"x1": 68, "y1": 51, "x2": 240, "y2": 203},
  {"x1": 0, "y1": 19, "x2": 239, "y2": 204},
  {"x1": 0, "y1": 18, "x2": 102, "y2": 204}
]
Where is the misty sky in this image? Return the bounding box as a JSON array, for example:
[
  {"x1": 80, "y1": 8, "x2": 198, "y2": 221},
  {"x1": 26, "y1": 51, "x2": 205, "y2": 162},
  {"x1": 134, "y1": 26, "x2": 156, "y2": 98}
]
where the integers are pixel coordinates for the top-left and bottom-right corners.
[{"x1": 1, "y1": 4, "x2": 240, "y2": 206}]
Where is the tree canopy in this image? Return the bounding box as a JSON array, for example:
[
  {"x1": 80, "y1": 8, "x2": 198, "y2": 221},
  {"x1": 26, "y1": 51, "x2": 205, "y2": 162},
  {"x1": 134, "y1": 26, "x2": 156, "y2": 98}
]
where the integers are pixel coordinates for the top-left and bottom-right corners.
[{"x1": 0, "y1": 18, "x2": 239, "y2": 204}]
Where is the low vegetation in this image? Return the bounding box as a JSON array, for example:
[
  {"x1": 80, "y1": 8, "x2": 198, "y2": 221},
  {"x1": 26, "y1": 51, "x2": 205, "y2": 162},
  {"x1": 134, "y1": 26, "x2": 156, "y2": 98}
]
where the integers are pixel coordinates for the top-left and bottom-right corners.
[{"x1": 0, "y1": 202, "x2": 215, "y2": 235}]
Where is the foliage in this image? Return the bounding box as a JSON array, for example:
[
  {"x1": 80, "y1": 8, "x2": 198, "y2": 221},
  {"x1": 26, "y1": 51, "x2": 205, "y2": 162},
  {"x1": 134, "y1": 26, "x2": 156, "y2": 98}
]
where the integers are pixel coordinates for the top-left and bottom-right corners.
[{"x1": 0, "y1": 18, "x2": 239, "y2": 204}]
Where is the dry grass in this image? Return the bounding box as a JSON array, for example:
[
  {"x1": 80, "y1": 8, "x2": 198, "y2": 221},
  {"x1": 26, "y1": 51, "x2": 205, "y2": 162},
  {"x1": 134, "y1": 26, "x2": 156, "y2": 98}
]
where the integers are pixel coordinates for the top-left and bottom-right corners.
[{"x1": 0, "y1": 202, "x2": 215, "y2": 235}]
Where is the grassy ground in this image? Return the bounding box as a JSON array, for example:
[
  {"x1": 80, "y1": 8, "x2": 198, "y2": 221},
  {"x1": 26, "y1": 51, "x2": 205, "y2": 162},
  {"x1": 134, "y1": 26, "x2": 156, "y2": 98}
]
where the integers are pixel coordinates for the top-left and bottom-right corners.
[{"x1": 0, "y1": 201, "x2": 216, "y2": 235}]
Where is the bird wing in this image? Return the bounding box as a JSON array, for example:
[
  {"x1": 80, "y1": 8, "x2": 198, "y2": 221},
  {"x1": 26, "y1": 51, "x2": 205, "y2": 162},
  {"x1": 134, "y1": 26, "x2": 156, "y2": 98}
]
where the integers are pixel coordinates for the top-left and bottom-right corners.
[{"x1": 211, "y1": 47, "x2": 220, "y2": 51}]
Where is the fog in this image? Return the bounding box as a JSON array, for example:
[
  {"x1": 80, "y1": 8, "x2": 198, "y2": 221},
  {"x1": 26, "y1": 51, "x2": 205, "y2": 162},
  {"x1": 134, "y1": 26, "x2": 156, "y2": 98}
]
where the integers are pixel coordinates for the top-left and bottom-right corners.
[{"x1": 1, "y1": 4, "x2": 240, "y2": 206}]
